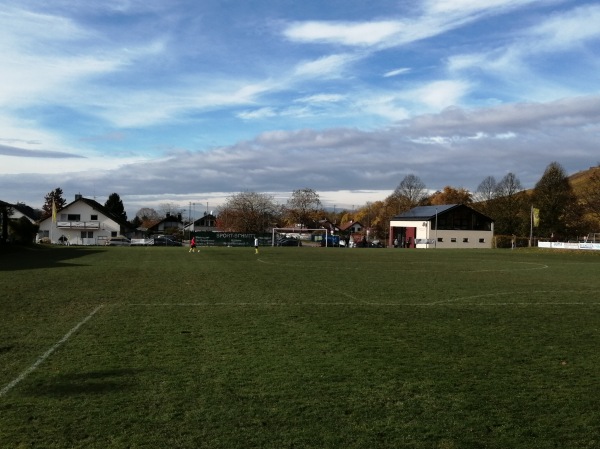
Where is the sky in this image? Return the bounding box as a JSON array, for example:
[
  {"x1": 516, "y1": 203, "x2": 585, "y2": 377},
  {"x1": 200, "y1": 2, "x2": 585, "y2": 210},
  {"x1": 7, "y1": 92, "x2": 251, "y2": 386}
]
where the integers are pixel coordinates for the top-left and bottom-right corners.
[{"x1": 1, "y1": 0, "x2": 599, "y2": 218}]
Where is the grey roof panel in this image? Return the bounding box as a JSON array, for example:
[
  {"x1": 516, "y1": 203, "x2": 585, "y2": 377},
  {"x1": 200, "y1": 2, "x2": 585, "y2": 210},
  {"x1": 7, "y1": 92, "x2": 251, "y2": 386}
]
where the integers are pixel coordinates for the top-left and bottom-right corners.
[{"x1": 393, "y1": 204, "x2": 458, "y2": 220}]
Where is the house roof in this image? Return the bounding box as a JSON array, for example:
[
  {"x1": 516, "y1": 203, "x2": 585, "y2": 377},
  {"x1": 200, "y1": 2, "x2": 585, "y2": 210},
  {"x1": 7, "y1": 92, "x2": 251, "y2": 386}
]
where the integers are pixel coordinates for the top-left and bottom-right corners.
[
  {"x1": 38, "y1": 197, "x2": 128, "y2": 226},
  {"x1": 393, "y1": 204, "x2": 458, "y2": 220},
  {"x1": 339, "y1": 220, "x2": 363, "y2": 231},
  {"x1": 147, "y1": 214, "x2": 184, "y2": 231},
  {"x1": 193, "y1": 213, "x2": 217, "y2": 225},
  {"x1": 392, "y1": 204, "x2": 494, "y2": 222},
  {"x1": 318, "y1": 219, "x2": 340, "y2": 231},
  {"x1": 11, "y1": 203, "x2": 38, "y2": 220}
]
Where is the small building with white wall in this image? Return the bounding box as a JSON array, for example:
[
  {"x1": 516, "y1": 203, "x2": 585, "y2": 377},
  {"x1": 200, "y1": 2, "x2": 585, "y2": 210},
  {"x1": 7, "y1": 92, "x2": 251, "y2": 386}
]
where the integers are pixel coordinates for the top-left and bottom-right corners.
[{"x1": 389, "y1": 204, "x2": 494, "y2": 249}]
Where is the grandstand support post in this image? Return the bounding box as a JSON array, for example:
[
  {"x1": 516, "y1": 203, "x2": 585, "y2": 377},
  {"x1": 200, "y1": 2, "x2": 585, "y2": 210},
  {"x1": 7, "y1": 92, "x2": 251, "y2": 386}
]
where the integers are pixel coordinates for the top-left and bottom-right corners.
[{"x1": 435, "y1": 207, "x2": 438, "y2": 249}]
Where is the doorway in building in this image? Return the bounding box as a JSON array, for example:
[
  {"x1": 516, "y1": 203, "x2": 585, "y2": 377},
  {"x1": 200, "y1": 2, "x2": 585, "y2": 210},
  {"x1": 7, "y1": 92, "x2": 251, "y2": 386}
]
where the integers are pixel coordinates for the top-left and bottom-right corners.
[{"x1": 393, "y1": 227, "x2": 416, "y2": 248}]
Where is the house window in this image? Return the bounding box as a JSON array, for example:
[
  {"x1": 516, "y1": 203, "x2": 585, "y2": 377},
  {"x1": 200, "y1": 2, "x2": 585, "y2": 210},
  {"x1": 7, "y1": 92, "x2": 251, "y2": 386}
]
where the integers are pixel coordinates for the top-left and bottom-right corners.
[
  {"x1": 479, "y1": 238, "x2": 485, "y2": 243},
  {"x1": 81, "y1": 231, "x2": 93, "y2": 238},
  {"x1": 111, "y1": 231, "x2": 118, "y2": 237},
  {"x1": 67, "y1": 214, "x2": 81, "y2": 221},
  {"x1": 451, "y1": 238, "x2": 457, "y2": 243},
  {"x1": 437, "y1": 237, "x2": 443, "y2": 242},
  {"x1": 463, "y1": 238, "x2": 469, "y2": 243},
  {"x1": 91, "y1": 214, "x2": 98, "y2": 220}
]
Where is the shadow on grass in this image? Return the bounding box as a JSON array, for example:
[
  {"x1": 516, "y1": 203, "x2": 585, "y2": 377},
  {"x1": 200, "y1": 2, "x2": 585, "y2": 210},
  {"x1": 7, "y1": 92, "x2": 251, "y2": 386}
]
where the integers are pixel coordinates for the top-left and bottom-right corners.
[
  {"x1": 26, "y1": 369, "x2": 140, "y2": 397},
  {"x1": 0, "y1": 245, "x2": 104, "y2": 271}
]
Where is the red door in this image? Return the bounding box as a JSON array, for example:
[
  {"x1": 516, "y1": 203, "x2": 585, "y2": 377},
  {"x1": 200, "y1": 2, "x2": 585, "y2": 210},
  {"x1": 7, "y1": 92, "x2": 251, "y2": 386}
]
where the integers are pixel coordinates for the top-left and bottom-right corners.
[{"x1": 406, "y1": 227, "x2": 416, "y2": 248}]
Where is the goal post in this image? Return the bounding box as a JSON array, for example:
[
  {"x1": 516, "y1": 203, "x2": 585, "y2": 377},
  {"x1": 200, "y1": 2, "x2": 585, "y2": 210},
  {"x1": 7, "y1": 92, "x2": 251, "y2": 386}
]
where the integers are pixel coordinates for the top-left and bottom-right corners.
[{"x1": 271, "y1": 228, "x2": 329, "y2": 246}]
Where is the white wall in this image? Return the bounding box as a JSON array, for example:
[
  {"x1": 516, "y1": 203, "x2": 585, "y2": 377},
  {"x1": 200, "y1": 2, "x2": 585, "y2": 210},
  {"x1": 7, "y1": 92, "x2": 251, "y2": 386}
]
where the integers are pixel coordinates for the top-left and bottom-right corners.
[{"x1": 390, "y1": 220, "x2": 493, "y2": 249}]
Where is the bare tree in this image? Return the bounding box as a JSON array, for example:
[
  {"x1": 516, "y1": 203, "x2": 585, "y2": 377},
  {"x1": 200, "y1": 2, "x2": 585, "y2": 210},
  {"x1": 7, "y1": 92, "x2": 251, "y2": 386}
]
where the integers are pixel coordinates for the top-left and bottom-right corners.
[
  {"x1": 218, "y1": 191, "x2": 281, "y2": 234},
  {"x1": 136, "y1": 207, "x2": 161, "y2": 221},
  {"x1": 285, "y1": 188, "x2": 322, "y2": 228},
  {"x1": 388, "y1": 174, "x2": 428, "y2": 212},
  {"x1": 495, "y1": 172, "x2": 522, "y2": 198},
  {"x1": 158, "y1": 202, "x2": 183, "y2": 217},
  {"x1": 491, "y1": 172, "x2": 527, "y2": 235},
  {"x1": 474, "y1": 176, "x2": 497, "y2": 203}
]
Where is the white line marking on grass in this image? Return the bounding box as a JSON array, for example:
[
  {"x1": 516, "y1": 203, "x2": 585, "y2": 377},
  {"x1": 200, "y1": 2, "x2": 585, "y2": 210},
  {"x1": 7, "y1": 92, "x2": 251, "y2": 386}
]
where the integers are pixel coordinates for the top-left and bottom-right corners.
[
  {"x1": 319, "y1": 285, "x2": 363, "y2": 302},
  {"x1": 257, "y1": 258, "x2": 549, "y2": 272},
  {"x1": 0, "y1": 305, "x2": 103, "y2": 399},
  {"x1": 124, "y1": 300, "x2": 600, "y2": 307},
  {"x1": 428, "y1": 290, "x2": 597, "y2": 305}
]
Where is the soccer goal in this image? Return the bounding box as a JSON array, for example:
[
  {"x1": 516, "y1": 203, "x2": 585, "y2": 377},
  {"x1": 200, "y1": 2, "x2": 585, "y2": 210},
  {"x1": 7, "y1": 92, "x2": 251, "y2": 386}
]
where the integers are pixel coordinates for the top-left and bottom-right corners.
[{"x1": 271, "y1": 228, "x2": 329, "y2": 246}]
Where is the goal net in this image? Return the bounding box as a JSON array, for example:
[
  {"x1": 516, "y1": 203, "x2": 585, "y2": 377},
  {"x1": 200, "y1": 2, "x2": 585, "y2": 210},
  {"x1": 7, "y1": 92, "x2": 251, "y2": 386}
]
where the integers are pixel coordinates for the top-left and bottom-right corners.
[{"x1": 271, "y1": 228, "x2": 329, "y2": 246}]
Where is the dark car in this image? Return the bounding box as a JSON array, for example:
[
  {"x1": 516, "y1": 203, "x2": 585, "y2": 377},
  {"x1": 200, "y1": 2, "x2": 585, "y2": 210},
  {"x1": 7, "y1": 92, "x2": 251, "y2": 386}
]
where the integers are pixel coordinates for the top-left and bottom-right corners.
[
  {"x1": 153, "y1": 236, "x2": 182, "y2": 246},
  {"x1": 277, "y1": 237, "x2": 302, "y2": 246}
]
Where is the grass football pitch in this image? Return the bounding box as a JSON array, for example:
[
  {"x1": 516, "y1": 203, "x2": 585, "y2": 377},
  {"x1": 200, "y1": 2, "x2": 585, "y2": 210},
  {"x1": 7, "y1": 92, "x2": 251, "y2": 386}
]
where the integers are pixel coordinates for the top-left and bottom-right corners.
[{"x1": 1, "y1": 245, "x2": 599, "y2": 448}]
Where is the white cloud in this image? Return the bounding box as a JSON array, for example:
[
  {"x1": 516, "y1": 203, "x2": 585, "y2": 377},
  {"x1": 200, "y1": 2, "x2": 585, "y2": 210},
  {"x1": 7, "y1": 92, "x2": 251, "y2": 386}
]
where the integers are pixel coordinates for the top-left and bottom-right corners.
[
  {"x1": 409, "y1": 80, "x2": 471, "y2": 110},
  {"x1": 294, "y1": 94, "x2": 345, "y2": 104},
  {"x1": 527, "y1": 3, "x2": 600, "y2": 50},
  {"x1": 0, "y1": 7, "x2": 169, "y2": 112},
  {"x1": 3, "y1": 95, "x2": 600, "y2": 214},
  {"x1": 2, "y1": 0, "x2": 599, "y2": 216},
  {"x1": 447, "y1": 4, "x2": 600, "y2": 76},
  {"x1": 423, "y1": 0, "x2": 539, "y2": 16},
  {"x1": 383, "y1": 68, "x2": 411, "y2": 78},
  {"x1": 284, "y1": 20, "x2": 403, "y2": 47},
  {"x1": 357, "y1": 95, "x2": 410, "y2": 122},
  {"x1": 293, "y1": 53, "x2": 357, "y2": 78},
  {"x1": 237, "y1": 107, "x2": 277, "y2": 120}
]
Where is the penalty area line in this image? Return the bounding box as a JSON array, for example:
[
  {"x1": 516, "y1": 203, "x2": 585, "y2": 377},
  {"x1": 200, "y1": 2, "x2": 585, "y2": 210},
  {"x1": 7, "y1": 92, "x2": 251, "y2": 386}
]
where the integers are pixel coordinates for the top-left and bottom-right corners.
[{"x1": 0, "y1": 305, "x2": 104, "y2": 399}]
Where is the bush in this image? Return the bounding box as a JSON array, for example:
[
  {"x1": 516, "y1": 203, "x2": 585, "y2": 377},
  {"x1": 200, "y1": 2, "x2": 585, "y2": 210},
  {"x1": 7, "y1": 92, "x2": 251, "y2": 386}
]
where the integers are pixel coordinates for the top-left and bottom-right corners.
[{"x1": 8, "y1": 217, "x2": 39, "y2": 244}]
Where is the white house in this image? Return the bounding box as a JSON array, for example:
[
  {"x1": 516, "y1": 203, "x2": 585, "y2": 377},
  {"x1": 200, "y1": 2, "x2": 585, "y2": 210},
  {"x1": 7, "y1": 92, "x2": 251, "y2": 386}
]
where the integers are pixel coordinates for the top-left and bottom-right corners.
[
  {"x1": 8, "y1": 203, "x2": 37, "y2": 222},
  {"x1": 389, "y1": 204, "x2": 494, "y2": 249},
  {"x1": 184, "y1": 212, "x2": 218, "y2": 233},
  {"x1": 38, "y1": 195, "x2": 129, "y2": 245},
  {"x1": 339, "y1": 220, "x2": 363, "y2": 234}
]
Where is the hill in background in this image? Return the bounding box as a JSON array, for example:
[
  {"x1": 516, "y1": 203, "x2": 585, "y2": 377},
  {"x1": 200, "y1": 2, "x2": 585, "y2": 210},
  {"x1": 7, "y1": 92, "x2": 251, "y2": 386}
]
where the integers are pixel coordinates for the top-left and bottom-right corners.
[{"x1": 568, "y1": 164, "x2": 600, "y2": 232}]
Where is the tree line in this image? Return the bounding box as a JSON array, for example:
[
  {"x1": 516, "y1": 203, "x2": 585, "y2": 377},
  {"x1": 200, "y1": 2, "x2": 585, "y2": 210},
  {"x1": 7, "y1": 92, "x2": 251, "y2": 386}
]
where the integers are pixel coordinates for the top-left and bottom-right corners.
[
  {"x1": 10, "y1": 160, "x2": 599, "y2": 245},
  {"x1": 195, "y1": 161, "x2": 600, "y2": 242}
]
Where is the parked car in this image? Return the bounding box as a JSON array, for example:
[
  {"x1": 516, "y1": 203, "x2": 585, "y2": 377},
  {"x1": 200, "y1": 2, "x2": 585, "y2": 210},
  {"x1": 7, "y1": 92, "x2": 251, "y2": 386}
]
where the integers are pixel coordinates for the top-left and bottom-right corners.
[
  {"x1": 105, "y1": 236, "x2": 131, "y2": 246},
  {"x1": 277, "y1": 237, "x2": 302, "y2": 246},
  {"x1": 153, "y1": 236, "x2": 182, "y2": 246}
]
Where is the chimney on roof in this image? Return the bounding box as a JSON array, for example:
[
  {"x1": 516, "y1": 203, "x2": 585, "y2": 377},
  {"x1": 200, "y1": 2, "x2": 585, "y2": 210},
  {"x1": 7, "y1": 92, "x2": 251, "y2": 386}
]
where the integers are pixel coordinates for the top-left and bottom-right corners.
[{"x1": 75, "y1": 194, "x2": 83, "y2": 201}]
